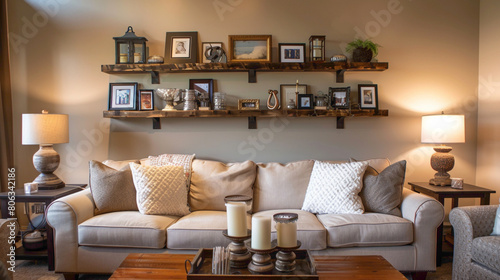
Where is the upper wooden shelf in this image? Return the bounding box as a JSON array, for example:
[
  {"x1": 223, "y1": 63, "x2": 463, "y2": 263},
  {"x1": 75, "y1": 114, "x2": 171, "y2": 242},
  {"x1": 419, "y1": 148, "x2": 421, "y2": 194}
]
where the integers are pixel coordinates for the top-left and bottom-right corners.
[{"x1": 101, "y1": 62, "x2": 389, "y2": 84}]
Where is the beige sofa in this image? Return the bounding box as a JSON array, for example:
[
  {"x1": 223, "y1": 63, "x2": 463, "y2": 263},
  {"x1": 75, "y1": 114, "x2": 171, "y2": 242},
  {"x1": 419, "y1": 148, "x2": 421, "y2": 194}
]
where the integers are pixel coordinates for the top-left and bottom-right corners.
[{"x1": 46, "y1": 158, "x2": 444, "y2": 279}]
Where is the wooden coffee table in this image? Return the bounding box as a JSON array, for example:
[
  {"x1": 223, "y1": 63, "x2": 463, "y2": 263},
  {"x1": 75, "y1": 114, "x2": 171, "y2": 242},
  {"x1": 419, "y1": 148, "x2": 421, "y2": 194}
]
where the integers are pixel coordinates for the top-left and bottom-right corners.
[{"x1": 109, "y1": 253, "x2": 406, "y2": 279}]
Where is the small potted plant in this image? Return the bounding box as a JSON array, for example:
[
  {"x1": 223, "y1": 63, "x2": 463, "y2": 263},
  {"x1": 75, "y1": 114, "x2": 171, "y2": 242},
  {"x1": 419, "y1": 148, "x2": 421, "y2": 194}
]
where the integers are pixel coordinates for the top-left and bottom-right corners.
[{"x1": 346, "y1": 39, "x2": 381, "y2": 62}]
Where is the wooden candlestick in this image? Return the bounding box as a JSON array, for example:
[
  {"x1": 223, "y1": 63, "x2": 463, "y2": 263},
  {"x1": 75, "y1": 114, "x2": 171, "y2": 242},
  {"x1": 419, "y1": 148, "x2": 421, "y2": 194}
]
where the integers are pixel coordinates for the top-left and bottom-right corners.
[
  {"x1": 222, "y1": 230, "x2": 251, "y2": 268},
  {"x1": 245, "y1": 240, "x2": 277, "y2": 274},
  {"x1": 275, "y1": 240, "x2": 301, "y2": 272}
]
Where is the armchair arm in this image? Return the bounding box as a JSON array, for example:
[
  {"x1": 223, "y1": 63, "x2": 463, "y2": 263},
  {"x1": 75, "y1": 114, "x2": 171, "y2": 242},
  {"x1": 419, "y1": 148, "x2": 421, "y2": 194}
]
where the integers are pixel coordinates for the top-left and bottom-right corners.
[
  {"x1": 401, "y1": 187, "x2": 445, "y2": 271},
  {"x1": 449, "y1": 205, "x2": 498, "y2": 280},
  {"x1": 46, "y1": 188, "x2": 95, "y2": 273},
  {"x1": 0, "y1": 219, "x2": 18, "y2": 280}
]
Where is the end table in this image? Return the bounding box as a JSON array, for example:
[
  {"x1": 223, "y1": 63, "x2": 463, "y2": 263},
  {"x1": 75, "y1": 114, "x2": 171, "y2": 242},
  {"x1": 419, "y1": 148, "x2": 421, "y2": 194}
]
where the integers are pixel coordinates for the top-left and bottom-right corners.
[
  {"x1": 408, "y1": 182, "x2": 496, "y2": 266},
  {"x1": 0, "y1": 184, "x2": 86, "y2": 271}
]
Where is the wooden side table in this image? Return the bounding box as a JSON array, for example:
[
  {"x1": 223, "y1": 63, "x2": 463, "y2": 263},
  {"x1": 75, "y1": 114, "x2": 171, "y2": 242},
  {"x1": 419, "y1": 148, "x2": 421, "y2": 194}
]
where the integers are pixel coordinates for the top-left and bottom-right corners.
[
  {"x1": 408, "y1": 182, "x2": 496, "y2": 266},
  {"x1": 0, "y1": 184, "x2": 86, "y2": 271}
]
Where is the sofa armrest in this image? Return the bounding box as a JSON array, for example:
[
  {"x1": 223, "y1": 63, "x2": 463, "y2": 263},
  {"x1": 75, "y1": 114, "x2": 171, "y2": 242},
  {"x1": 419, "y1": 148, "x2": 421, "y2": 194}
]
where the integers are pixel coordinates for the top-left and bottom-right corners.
[
  {"x1": 0, "y1": 219, "x2": 18, "y2": 279},
  {"x1": 46, "y1": 188, "x2": 95, "y2": 273},
  {"x1": 449, "y1": 205, "x2": 498, "y2": 280},
  {"x1": 401, "y1": 187, "x2": 445, "y2": 271}
]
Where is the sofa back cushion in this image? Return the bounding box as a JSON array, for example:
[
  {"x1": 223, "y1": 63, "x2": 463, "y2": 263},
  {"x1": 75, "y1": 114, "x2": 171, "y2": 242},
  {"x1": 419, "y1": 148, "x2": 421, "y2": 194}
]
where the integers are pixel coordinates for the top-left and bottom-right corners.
[
  {"x1": 189, "y1": 160, "x2": 256, "y2": 211},
  {"x1": 253, "y1": 160, "x2": 314, "y2": 212}
]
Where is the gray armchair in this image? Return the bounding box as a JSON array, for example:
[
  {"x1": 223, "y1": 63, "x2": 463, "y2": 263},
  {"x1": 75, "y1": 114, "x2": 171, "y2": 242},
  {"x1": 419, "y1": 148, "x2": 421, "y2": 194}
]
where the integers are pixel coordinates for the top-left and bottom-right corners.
[
  {"x1": 0, "y1": 219, "x2": 18, "y2": 280},
  {"x1": 449, "y1": 205, "x2": 500, "y2": 280}
]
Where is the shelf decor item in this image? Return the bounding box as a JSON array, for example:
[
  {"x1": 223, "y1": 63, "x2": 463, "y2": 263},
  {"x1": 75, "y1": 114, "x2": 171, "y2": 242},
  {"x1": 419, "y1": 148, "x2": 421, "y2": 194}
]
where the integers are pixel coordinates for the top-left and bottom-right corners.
[
  {"x1": 358, "y1": 84, "x2": 378, "y2": 110},
  {"x1": 267, "y1": 90, "x2": 280, "y2": 110},
  {"x1": 22, "y1": 110, "x2": 69, "y2": 190},
  {"x1": 156, "y1": 88, "x2": 179, "y2": 111},
  {"x1": 165, "y1": 31, "x2": 198, "y2": 64},
  {"x1": 108, "y1": 83, "x2": 138, "y2": 111},
  {"x1": 228, "y1": 35, "x2": 272, "y2": 63},
  {"x1": 189, "y1": 79, "x2": 213, "y2": 109},
  {"x1": 421, "y1": 113, "x2": 465, "y2": 186},
  {"x1": 238, "y1": 99, "x2": 260, "y2": 110},
  {"x1": 113, "y1": 26, "x2": 148, "y2": 64},
  {"x1": 297, "y1": 94, "x2": 314, "y2": 109},
  {"x1": 279, "y1": 43, "x2": 306, "y2": 63},
  {"x1": 329, "y1": 87, "x2": 350, "y2": 109},
  {"x1": 346, "y1": 39, "x2": 381, "y2": 62},
  {"x1": 309, "y1": 35, "x2": 325, "y2": 62},
  {"x1": 139, "y1": 90, "x2": 154, "y2": 111},
  {"x1": 280, "y1": 83, "x2": 307, "y2": 110},
  {"x1": 202, "y1": 42, "x2": 225, "y2": 63}
]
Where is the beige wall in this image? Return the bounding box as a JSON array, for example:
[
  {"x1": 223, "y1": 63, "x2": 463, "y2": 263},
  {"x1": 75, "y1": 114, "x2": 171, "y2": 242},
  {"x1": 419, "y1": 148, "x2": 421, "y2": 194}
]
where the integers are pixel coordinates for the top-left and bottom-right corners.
[
  {"x1": 9, "y1": 0, "x2": 480, "y2": 209},
  {"x1": 477, "y1": 0, "x2": 500, "y2": 205}
]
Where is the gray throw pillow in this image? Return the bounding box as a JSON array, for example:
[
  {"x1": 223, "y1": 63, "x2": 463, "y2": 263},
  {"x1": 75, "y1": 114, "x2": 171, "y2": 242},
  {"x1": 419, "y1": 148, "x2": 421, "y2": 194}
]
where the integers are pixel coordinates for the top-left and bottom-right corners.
[
  {"x1": 359, "y1": 160, "x2": 407, "y2": 217},
  {"x1": 89, "y1": 160, "x2": 139, "y2": 214}
]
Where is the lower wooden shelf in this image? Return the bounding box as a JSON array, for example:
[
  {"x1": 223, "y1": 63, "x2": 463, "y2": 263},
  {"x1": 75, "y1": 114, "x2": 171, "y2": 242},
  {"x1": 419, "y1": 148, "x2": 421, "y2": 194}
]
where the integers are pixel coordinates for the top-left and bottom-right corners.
[{"x1": 103, "y1": 109, "x2": 388, "y2": 129}]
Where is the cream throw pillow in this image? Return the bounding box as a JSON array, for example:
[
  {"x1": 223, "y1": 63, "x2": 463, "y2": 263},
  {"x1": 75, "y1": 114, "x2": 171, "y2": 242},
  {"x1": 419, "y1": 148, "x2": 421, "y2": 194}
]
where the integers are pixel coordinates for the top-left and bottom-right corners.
[
  {"x1": 129, "y1": 163, "x2": 190, "y2": 216},
  {"x1": 302, "y1": 161, "x2": 368, "y2": 214}
]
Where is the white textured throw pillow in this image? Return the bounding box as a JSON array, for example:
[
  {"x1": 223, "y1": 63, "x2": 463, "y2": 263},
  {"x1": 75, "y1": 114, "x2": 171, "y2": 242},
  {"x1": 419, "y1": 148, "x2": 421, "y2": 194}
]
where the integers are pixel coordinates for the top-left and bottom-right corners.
[
  {"x1": 302, "y1": 161, "x2": 368, "y2": 214},
  {"x1": 129, "y1": 163, "x2": 190, "y2": 216}
]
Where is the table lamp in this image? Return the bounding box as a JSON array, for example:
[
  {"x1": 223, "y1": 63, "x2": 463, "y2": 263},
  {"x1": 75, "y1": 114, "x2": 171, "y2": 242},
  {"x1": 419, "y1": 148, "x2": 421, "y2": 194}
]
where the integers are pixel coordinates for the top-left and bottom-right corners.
[
  {"x1": 421, "y1": 113, "x2": 465, "y2": 186},
  {"x1": 22, "y1": 110, "x2": 69, "y2": 190}
]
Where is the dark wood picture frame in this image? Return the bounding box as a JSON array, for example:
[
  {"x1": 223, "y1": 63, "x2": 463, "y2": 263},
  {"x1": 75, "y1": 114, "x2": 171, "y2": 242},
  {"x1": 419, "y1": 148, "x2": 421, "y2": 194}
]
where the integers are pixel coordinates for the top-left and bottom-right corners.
[
  {"x1": 358, "y1": 84, "x2": 378, "y2": 110},
  {"x1": 108, "y1": 82, "x2": 138, "y2": 111},
  {"x1": 228, "y1": 35, "x2": 272, "y2": 62},
  {"x1": 297, "y1": 94, "x2": 314, "y2": 109},
  {"x1": 165, "y1": 31, "x2": 198, "y2": 63},
  {"x1": 139, "y1": 89, "x2": 154, "y2": 111},
  {"x1": 280, "y1": 84, "x2": 307, "y2": 109},
  {"x1": 189, "y1": 79, "x2": 214, "y2": 109},
  {"x1": 279, "y1": 43, "x2": 306, "y2": 63},
  {"x1": 329, "y1": 87, "x2": 350, "y2": 109}
]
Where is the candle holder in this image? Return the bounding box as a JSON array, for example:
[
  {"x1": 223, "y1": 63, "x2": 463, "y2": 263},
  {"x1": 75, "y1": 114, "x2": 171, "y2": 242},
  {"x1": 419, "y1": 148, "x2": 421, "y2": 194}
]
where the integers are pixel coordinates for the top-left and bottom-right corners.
[
  {"x1": 275, "y1": 240, "x2": 301, "y2": 272},
  {"x1": 224, "y1": 195, "x2": 252, "y2": 213},
  {"x1": 222, "y1": 229, "x2": 252, "y2": 268},
  {"x1": 245, "y1": 240, "x2": 277, "y2": 274}
]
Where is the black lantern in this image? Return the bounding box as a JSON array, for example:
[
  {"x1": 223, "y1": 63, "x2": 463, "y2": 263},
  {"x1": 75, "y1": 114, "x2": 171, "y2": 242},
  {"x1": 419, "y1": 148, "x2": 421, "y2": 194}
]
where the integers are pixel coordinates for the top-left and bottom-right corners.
[
  {"x1": 113, "y1": 26, "x2": 148, "y2": 64},
  {"x1": 309, "y1": 35, "x2": 325, "y2": 62}
]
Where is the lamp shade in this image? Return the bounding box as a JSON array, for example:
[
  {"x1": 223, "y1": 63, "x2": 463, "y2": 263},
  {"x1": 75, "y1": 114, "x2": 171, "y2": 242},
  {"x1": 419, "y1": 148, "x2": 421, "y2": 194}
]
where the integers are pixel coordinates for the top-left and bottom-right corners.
[
  {"x1": 421, "y1": 114, "x2": 465, "y2": 144},
  {"x1": 22, "y1": 112, "x2": 69, "y2": 145}
]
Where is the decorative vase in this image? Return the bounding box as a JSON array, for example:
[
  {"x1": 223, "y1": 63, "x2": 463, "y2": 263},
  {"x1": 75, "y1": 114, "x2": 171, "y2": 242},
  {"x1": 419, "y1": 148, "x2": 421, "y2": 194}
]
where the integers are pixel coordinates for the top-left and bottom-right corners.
[{"x1": 352, "y1": 47, "x2": 373, "y2": 62}]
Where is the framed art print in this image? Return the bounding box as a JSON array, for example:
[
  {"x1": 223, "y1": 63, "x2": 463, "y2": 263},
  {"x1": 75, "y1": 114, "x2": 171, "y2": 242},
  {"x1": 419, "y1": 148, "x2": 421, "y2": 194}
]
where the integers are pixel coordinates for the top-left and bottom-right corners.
[
  {"x1": 358, "y1": 84, "x2": 378, "y2": 110},
  {"x1": 139, "y1": 89, "x2": 154, "y2": 111},
  {"x1": 108, "y1": 83, "x2": 138, "y2": 111},
  {"x1": 228, "y1": 35, "x2": 272, "y2": 62},
  {"x1": 165, "y1": 32, "x2": 198, "y2": 63},
  {"x1": 201, "y1": 42, "x2": 223, "y2": 63},
  {"x1": 189, "y1": 79, "x2": 214, "y2": 108},
  {"x1": 329, "y1": 87, "x2": 350, "y2": 109},
  {"x1": 280, "y1": 84, "x2": 307, "y2": 109},
  {"x1": 279, "y1": 43, "x2": 306, "y2": 63},
  {"x1": 297, "y1": 94, "x2": 314, "y2": 109}
]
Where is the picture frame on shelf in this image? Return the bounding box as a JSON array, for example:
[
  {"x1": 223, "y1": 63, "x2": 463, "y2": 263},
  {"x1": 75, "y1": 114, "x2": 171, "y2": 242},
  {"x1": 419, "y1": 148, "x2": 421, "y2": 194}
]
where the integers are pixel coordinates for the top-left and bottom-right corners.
[
  {"x1": 358, "y1": 84, "x2": 378, "y2": 110},
  {"x1": 228, "y1": 35, "x2": 272, "y2": 62},
  {"x1": 238, "y1": 99, "x2": 260, "y2": 110},
  {"x1": 280, "y1": 84, "x2": 307, "y2": 109},
  {"x1": 165, "y1": 31, "x2": 198, "y2": 63},
  {"x1": 329, "y1": 87, "x2": 350, "y2": 109},
  {"x1": 108, "y1": 82, "x2": 138, "y2": 111},
  {"x1": 139, "y1": 89, "x2": 154, "y2": 111},
  {"x1": 279, "y1": 43, "x2": 306, "y2": 63},
  {"x1": 201, "y1": 42, "x2": 224, "y2": 63},
  {"x1": 189, "y1": 79, "x2": 214, "y2": 109},
  {"x1": 297, "y1": 94, "x2": 314, "y2": 109}
]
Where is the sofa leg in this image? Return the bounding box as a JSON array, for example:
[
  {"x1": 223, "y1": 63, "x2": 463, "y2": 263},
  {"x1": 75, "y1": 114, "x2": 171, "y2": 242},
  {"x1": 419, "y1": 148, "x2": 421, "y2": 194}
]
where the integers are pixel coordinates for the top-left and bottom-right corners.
[
  {"x1": 411, "y1": 271, "x2": 427, "y2": 280},
  {"x1": 63, "y1": 273, "x2": 78, "y2": 280}
]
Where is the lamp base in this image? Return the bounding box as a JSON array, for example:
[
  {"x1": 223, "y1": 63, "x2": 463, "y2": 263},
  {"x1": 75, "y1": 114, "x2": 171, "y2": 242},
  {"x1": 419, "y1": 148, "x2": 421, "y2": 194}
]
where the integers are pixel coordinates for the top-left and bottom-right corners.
[
  {"x1": 429, "y1": 177, "x2": 451, "y2": 186},
  {"x1": 32, "y1": 145, "x2": 65, "y2": 190},
  {"x1": 429, "y1": 145, "x2": 454, "y2": 187}
]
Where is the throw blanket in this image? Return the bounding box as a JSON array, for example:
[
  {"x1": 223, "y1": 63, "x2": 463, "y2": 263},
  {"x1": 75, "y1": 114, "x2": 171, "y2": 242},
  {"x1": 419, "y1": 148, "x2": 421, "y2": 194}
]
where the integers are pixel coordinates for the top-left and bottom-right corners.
[{"x1": 147, "y1": 154, "x2": 195, "y2": 185}]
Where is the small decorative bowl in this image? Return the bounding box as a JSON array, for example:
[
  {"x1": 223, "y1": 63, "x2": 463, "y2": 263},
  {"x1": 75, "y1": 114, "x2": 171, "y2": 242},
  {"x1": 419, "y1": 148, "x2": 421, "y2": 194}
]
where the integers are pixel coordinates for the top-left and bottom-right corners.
[
  {"x1": 331, "y1": 54, "x2": 347, "y2": 62},
  {"x1": 147, "y1": 55, "x2": 164, "y2": 64}
]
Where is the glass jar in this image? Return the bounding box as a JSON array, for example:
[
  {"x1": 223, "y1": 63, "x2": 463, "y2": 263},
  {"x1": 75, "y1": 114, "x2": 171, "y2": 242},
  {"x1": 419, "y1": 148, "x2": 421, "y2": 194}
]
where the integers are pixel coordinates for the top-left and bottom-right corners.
[{"x1": 213, "y1": 92, "x2": 226, "y2": 110}]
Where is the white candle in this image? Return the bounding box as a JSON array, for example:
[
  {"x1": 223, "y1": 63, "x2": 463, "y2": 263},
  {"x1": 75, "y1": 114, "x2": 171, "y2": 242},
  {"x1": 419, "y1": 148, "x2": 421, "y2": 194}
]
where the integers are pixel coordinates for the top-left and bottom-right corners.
[
  {"x1": 276, "y1": 221, "x2": 297, "y2": 247},
  {"x1": 251, "y1": 216, "x2": 272, "y2": 249},
  {"x1": 225, "y1": 202, "x2": 247, "y2": 237},
  {"x1": 295, "y1": 80, "x2": 299, "y2": 93}
]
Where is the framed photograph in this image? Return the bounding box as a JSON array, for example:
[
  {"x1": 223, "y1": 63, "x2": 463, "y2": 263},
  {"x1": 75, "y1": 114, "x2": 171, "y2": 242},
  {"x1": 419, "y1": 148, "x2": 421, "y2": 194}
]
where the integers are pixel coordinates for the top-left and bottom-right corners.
[
  {"x1": 228, "y1": 35, "x2": 272, "y2": 62},
  {"x1": 358, "y1": 84, "x2": 378, "y2": 110},
  {"x1": 279, "y1": 43, "x2": 306, "y2": 63},
  {"x1": 238, "y1": 99, "x2": 260, "y2": 110},
  {"x1": 280, "y1": 84, "x2": 307, "y2": 109},
  {"x1": 108, "y1": 83, "x2": 138, "y2": 111},
  {"x1": 201, "y1": 42, "x2": 223, "y2": 63},
  {"x1": 329, "y1": 87, "x2": 351, "y2": 109},
  {"x1": 139, "y1": 89, "x2": 154, "y2": 111},
  {"x1": 165, "y1": 32, "x2": 198, "y2": 63},
  {"x1": 297, "y1": 94, "x2": 314, "y2": 109},
  {"x1": 189, "y1": 79, "x2": 214, "y2": 108}
]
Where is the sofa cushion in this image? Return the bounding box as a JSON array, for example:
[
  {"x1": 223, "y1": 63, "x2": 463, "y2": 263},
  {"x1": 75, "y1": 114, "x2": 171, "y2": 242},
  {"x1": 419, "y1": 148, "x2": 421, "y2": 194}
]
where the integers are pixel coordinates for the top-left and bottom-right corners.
[
  {"x1": 130, "y1": 163, "x2": 190, "y2": 216},
  {"x1": 253, "y1": 160, "x2": 314, "y2": 212},
  {"x1": 102, "y1": 159, "x2": 141, "y2": 170},
  {"x1": 317, "y1": 213, "x2": 413, "y2": 248},
  {"x1": 252, "y1": 209, "x2": 327, "y2": 250},
  {"x1": 302, "y1": 161, "x2": 368, "y2": 214},
  {"x1": 167, "y1": 211, "x2": 251, "y2": 249},
  {"x1": 350, "y1": 157, "x2": 391, "y2": 173},
  {"x1": 189, "y1": 160, "x2": 256, "y2": 211},
  {"x1": 89, "y1": 160, "x2": 138, "y2": 214},
  {"x1": 78, "y1": 211, "x2": 178, "y2": 249},
  {"x1": 146, "y1": 153, "x2": 195, "y2": 186},
  {"x1": 471, "y1": 236, "x2": 500, "y2": 274}
]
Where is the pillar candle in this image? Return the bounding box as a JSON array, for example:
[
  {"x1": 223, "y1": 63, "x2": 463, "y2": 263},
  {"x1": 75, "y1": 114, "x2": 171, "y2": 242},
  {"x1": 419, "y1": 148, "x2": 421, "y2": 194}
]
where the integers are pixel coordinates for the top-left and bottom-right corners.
[
  {"x1": 225, "y1": 202, "x2": 247, "y2": 237},
  {"x1": 251, "y1": 216, "x2": 272, "y2": 250},
  {"x1": 276, "y1": 221, "x2": 297, "y2": 247}
]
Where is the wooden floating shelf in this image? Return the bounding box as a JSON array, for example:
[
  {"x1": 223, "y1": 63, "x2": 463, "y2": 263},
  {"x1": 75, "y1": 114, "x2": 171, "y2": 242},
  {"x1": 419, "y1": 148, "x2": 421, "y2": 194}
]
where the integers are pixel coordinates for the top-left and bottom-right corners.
[
  {"x1": 101, "y1": 62, "x2": 388, "y2": 84},
  {"x1": 103, "y1": 109, "x2": 389, "y2": 129}
]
